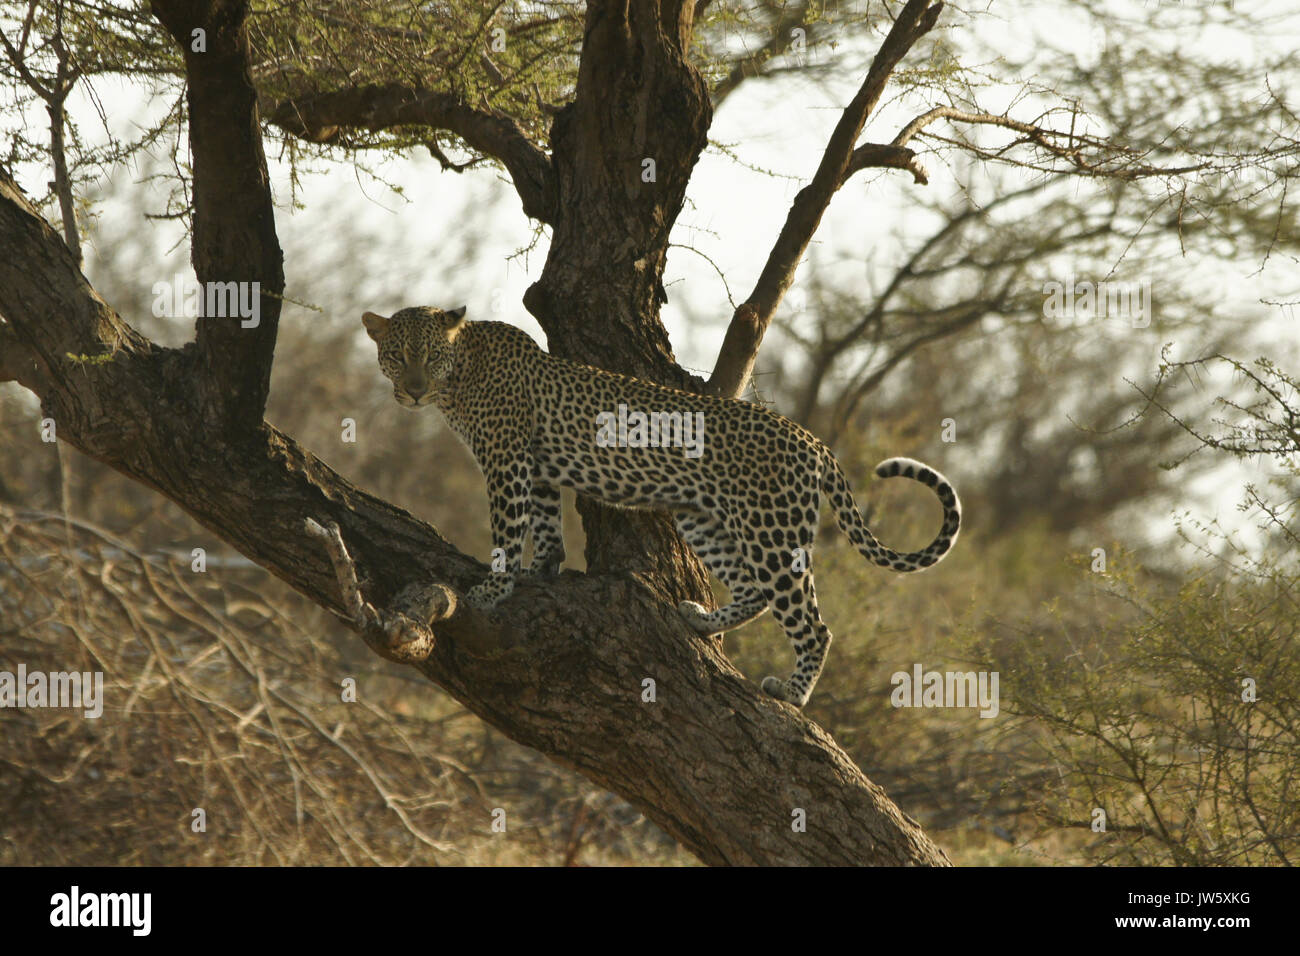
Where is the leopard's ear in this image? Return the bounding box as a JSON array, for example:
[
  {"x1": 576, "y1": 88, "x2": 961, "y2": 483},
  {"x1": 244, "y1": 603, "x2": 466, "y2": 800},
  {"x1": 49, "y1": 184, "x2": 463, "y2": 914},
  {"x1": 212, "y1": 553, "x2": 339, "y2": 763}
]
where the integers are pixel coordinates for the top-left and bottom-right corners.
[
  {"x1": 362, "y1": 311, "x2": 390, "y2": 341},
  {"x1": 445, "y1": 305, "x2": 468, "y2": 338}
]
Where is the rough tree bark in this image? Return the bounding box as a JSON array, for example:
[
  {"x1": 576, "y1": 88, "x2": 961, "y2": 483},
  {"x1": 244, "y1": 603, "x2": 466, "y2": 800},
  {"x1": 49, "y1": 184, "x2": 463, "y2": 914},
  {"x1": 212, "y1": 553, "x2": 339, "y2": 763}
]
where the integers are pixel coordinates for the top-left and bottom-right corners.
[{"x1": 0, "y1": 0, "x2": 952, "y2": 865}]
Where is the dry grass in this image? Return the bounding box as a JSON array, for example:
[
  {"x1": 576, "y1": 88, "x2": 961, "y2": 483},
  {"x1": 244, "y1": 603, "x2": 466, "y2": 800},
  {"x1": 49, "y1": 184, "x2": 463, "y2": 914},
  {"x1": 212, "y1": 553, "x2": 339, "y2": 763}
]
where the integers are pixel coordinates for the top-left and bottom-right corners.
[{"x1": 0, "y1": 505, "x2": 691, "y2": 866}]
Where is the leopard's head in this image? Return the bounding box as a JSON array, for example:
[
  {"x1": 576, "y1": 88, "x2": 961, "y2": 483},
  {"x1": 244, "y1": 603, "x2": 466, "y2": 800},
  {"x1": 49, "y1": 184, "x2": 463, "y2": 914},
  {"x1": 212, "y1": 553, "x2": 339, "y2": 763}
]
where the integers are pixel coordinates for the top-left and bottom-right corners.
[{"x1": 362, "y1": 305, "x2": 467, "y2": 407}]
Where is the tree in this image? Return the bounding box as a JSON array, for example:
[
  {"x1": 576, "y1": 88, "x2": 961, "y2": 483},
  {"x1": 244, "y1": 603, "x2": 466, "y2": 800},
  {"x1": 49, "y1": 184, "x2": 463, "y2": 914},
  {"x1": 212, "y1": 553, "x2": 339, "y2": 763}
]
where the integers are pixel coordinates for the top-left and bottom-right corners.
[{"x1": 0, "y1": 0, "x2": 1291, "y2": 864}]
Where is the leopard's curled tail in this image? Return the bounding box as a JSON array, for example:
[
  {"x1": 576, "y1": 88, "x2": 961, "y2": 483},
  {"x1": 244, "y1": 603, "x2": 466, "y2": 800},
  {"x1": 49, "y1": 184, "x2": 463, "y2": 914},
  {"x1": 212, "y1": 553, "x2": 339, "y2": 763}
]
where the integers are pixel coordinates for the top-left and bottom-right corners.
[{"x1": 820, "y1": 454, "x2": 961, "y2": 572}]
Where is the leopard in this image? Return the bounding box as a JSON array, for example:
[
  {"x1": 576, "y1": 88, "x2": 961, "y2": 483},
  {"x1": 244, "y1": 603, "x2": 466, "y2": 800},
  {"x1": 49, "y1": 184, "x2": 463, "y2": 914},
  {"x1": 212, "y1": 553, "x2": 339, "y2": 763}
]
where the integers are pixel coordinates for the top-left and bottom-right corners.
[{"x1": 363, "y1": 305, "x2": 961, "y2": 707}]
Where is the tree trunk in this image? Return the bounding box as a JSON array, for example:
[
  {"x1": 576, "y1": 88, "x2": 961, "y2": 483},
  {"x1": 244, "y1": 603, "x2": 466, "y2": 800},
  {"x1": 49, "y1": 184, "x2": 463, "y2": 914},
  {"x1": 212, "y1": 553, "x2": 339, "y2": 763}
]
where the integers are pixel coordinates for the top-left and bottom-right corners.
[{"x1": 522, "y1": 0, "x2": 713, "y2": 590}]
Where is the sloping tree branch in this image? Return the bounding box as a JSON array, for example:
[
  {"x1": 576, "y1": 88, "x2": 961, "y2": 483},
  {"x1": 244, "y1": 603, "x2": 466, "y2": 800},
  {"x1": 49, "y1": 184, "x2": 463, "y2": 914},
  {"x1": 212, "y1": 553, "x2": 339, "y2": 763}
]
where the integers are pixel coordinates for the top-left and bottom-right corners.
[
  {"x1": 268, "y1": 84, "x2": 558, "y2": 223},
  {"x1": 707, "y1": 0, "x2": 944, "y2": 398}
]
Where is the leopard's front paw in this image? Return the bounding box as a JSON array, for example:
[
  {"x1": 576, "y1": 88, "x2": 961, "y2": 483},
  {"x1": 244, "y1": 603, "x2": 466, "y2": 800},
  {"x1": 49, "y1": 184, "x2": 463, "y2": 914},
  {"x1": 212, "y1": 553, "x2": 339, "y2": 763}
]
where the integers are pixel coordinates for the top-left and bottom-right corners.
[
  {"x1": 527, "y1": 552, "x2": 564, "y2": 578},
  {"x1": 467, "y1": 575, "x2": 514, "y2": 610}
]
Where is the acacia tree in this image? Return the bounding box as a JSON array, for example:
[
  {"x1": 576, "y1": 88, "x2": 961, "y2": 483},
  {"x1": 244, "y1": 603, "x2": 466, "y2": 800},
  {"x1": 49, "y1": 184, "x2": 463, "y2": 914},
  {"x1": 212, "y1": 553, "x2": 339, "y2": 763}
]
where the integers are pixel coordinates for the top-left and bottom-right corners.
[{"x1": 0, "y1": 0, "x2": 1286, "y2": 864}]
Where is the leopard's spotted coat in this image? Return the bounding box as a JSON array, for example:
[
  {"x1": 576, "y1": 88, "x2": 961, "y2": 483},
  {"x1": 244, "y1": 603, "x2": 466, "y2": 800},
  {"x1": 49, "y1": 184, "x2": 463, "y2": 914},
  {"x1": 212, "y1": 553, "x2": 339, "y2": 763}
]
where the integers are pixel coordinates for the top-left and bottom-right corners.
[{"x1": 364, "y1": 306, "x2": 961, "y2": 707}]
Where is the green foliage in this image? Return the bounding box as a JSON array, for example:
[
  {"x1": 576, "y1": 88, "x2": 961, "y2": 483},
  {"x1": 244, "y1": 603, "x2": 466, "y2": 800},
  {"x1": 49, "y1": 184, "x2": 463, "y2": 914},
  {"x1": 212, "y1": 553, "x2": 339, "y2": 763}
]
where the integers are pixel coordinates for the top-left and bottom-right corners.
[
  {"x1": 63, "y1": 350, "x2": 116, "y2": 365},
  {"x1": 981, "y1": 561, "x2": 1299, "y2": 865},
  {"x1": 249, "y1": 0, "x2": 582, "y2": 152}
]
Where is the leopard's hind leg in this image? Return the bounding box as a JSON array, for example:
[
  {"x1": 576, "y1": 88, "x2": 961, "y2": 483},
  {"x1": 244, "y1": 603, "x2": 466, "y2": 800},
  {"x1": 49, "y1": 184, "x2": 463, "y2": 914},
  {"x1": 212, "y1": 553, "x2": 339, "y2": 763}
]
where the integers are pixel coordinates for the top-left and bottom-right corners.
[
  {"x1": 758, "y1": 572, "x2": 832, "y2": 708},
  {"x1": 726, "y1": 509, "x2": 832, "y2": 708}
]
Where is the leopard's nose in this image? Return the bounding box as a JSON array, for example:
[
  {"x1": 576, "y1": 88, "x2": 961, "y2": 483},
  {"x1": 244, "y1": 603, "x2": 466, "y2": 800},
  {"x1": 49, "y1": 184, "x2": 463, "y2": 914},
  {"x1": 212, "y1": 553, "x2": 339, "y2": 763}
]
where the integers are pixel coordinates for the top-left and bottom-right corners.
[{"x1": 400, "y1": 377, "x2": 429, "y2": 399}]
